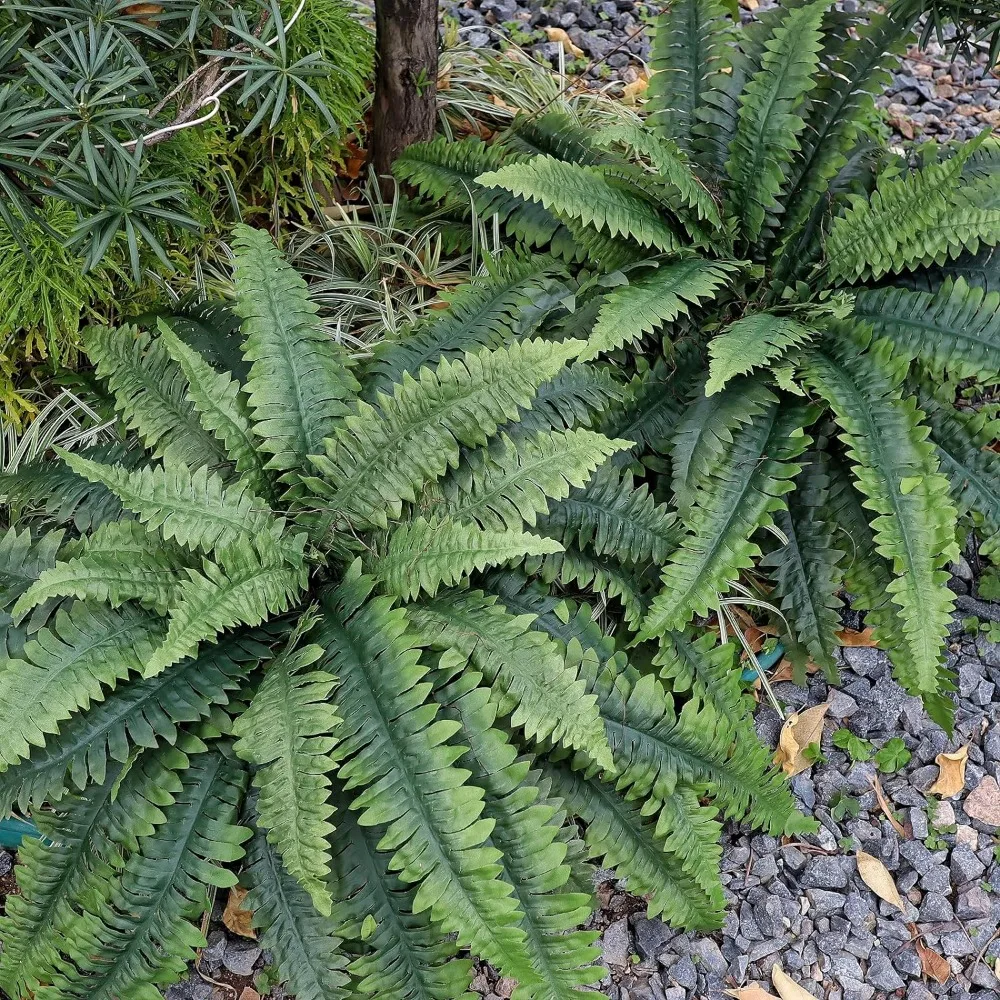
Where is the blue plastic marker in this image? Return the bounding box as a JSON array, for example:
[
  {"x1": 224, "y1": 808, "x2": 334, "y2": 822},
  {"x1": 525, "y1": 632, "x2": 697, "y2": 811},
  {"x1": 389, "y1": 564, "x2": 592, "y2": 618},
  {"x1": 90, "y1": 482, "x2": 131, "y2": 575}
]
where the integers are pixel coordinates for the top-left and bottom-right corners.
[
  {"x1": 0, "y1": 816, "x2": 41, "y2": 850},
  {"x1": 741, "y1": 642, "x2": 785, "y2": 683}
]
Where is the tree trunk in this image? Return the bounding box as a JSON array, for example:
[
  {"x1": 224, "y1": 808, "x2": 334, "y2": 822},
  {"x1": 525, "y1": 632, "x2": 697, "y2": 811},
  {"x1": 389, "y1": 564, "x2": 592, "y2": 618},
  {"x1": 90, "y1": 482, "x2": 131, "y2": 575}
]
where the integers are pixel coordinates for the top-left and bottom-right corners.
[{"x1": 371, "y1": 0, "x2": 439, "y2": 188}]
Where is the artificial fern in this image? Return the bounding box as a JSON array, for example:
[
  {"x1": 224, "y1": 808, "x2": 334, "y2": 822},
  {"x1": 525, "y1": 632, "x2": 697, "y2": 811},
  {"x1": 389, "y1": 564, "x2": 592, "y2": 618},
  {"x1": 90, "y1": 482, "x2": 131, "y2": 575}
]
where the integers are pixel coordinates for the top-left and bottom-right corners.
[{"x1": 399, "y1": 0, "x2": 1000, "y2": 735}]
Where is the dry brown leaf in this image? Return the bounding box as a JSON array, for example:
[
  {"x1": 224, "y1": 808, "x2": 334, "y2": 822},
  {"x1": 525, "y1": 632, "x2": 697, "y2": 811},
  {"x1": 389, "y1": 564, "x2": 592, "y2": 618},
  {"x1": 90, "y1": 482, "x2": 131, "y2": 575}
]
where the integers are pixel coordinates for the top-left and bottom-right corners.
[
  {"x1": 887, "y1": 114, "x2": 916, "y2": 140},
  {"x1": 770, "y1": 658, "x2": 818, "y2": 683},
  {"x1": 739, "y1": 0, "x2": 759, "y2": 8},
  {"x1": 238, "y1": 989, "x2": 260, "y2": 1000},
  {"x1": 914, "y1": 939, "x2": 951, "y2": 984},
  {"x1": 621, "y1": 76, "x2": 648, "y2": 105},
  {"x1": 222, "y1": 886, "x2": 257, "y2": 939},
  {"x1": 872, "y1": 774, "x2": 908, "y2": 839},
  {"x1": 724, "y1": 987, "x2": 780, "y2": 1000},
  {"x1": 543, "y1": 27, "x2": 585, "y2": 57},
  {"x1": 771, "y1": 965, "x2": 816, "y2": 1000},
  {"x1": 857, "y1": 850, "x2": 905, "y2": 912},
  {"x1": 835, "y1": 627, "x2": 879, "y2": 647},
  {"x1": 928, "y1": 745, "x2": 969, "y2": 798},
  {"x1": 773, "y1": 703, "x2": 830, "y2": 777}
]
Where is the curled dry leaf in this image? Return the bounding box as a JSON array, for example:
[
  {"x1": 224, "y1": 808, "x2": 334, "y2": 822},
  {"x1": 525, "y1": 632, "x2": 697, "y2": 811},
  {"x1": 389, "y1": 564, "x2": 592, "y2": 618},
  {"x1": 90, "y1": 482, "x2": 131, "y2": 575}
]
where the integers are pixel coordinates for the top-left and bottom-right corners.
[
  {"x1": 872, "y1": 774, "x2": 908, "y2": 838},
  {"x1": 543, "y1": 27, "x2": 585, "y2": 57},
  {"x1": 724, "y1": 987, "x2": 780, "y2": 1000},
  {"x1": 914, "y1": 938, "x2": 951, "y2": 984},
  {"x1": 773, "y1": 703, "x2": 830, "y2": 777},
  {"x1": 622, "y1": 76, "x2": 649, "y2": 105},
  {"x1": 222, "y1": 885, "x2": 257, "y2": 939},
  {"x1": 835, "y1": 626, "x2": 878, "y2": 647},
  {"x1": 857, "y1": 850, "x2": 905, "y2": 913},
  {"x1": 927, "y1": 745, "x2": 969, "y2": 798},
  {"x1": 771, "y1": 964, "x2": 817, "y2": 1000}
]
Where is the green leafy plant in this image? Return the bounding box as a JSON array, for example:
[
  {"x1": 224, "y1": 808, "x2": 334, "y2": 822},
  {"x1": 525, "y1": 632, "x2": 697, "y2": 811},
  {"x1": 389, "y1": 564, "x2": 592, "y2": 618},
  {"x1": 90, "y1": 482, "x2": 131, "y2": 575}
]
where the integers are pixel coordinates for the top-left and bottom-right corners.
[
  {"x1": 832, "y1": 728, "x2": 874, "y2": 763},
  {"x1": 829, "y1": 790, "x2": 861, "y2": 822},
  {"x1": 0, "y1": 227, "x2": 808, "y2": 1000},
  {"x1": 875, "y1": 738, "x2": 912, "y2": 773},
  {"x1": 396, "y1": 0, "x2": 1000, "y2": 733}
]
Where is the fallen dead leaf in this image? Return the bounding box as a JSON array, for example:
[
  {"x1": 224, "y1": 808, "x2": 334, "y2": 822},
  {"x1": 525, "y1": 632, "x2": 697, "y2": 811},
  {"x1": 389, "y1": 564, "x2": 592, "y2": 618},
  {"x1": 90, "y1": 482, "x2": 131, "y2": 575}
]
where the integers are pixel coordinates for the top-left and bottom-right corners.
[
  {"x1": 238, "y1": 989, "x2": 260, "y2": 1000},
  {"x1": 621, "y1": 75, "x2": 648, "y2": 105},
  {"x1": 543, "y1": 27, "x2": 584, "y2": 58},
  {"x1": 770, "y1": 658, "x2": 818, "y2": 683},
  {"x1": 222, "y1": 886, "x2": 257, "y2": 939},
  {"x1": 835, "y1": 627, "x2": 878, "y2": 647},
  {"x1": 915, "y1": 939, "x2": 951, "y2": 984},
  {"x1": 857, "y1": 850, "x2": 905, "y2": 913},
  {"x1": 739, "y1": 0, "x2": 759, "y2": 8},
  {"x1": 724, "y1": 987, "x2": 780, "y2": 1000},
  {"x1": 771, "y1": 965, "x2": 816, "y2": 1000},
  {"x1": 887, "y1": 114, "x2": 916, "y2": 140},
  {"x1": 928, "y1": 745, "x2": 969, "y2": 798},
  {"x1": 773, "y1": 703, "x2": 830, "y2": 777},
  {"x1": 872, "y1": 774, "x2": 908, "y2": 838}
]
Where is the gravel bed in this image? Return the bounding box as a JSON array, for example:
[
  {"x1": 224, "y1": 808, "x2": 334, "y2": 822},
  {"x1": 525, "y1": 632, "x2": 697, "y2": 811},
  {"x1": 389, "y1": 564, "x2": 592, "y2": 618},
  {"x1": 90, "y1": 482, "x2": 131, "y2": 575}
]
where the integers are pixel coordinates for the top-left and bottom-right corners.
[
  {"x1": 592, "y1": 563, "x2": 1000, "y2": 1000},
  {"x1": 441, "y1": 0, "x2": 1000, "y2": 143}
]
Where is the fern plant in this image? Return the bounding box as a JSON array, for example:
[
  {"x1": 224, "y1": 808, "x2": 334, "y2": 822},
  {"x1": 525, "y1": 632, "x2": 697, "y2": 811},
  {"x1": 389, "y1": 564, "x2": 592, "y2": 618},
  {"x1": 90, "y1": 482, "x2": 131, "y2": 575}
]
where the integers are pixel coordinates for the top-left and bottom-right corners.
[
  {"x1": 395, "y1": 0, "x2": 1000, "y2": 732},
  {"x1": 0, "y1": 226, "x2": 806, "y2": 1000}
]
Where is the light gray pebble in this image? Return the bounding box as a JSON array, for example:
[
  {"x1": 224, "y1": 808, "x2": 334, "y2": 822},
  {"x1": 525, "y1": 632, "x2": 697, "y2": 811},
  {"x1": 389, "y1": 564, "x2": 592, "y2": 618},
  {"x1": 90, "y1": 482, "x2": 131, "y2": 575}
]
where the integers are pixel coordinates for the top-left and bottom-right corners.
[
  {"x1": 602, "y1": 917, "x2": 632, "y2": 968},
  {"x1": 840, "y1": 979, "x2": 875, "y2": 1000},
  {"x1": 690, "y1": 938, "x2": 726, "y2": 975},
  {"x1": 667, "y1": 956, "x2": 697, "y2": 990},
  {"x1": 956, "y1": 886, "x2": 992, "y2": 919},
  {"x1": 919, "y1": 892, "x2": 955, "y2": 922},
  {"x1": 952, "y1": 844, "x2": 987, "y2": 884},
  {"x1": 222, "y1": 939, "x2": 262, "y2": 977},
  {"x1": 866, "y1": 949, "x2": 905, "y2": 992},
  {"x1": 806, "y1": 888, "x2": 845, "y2": 916},
  {"x1": 919, "y1": 864, "x2": 952, "y2": 893}
]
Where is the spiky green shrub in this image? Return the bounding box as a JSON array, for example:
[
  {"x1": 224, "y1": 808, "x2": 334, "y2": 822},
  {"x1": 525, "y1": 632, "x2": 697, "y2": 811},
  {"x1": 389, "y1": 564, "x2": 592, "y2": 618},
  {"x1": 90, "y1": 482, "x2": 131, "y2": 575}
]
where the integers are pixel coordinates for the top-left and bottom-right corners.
[
  {"x1": 395, "y1": 0, "x2": 1000, "y2": 733},
  {"x1": 0, "y1": 226, "x2": 806, "y2": 1000}
]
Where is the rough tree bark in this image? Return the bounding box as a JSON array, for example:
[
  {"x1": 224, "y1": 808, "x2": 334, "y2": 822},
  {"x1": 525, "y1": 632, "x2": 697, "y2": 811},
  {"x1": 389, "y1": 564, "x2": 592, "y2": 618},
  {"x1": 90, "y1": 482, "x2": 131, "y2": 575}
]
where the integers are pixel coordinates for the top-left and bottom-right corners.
[{"x1": 370, "y1": 0, "x2": 439, "y2": 186}]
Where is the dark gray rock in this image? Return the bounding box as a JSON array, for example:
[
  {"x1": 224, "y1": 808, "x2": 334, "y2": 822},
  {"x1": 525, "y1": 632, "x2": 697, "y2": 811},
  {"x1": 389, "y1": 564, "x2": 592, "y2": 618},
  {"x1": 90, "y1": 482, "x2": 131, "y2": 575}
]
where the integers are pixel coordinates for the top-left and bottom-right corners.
[
  {"x1": 806, "y1": 888, "x2": 845, "y2": 916},
  {"x1": 867, "y1": 949, "x2": 905, "y2": 992},
  {"x1": 667, "y1": 956, "x2": 696, "y2": 990},
  {"x1": 690, "y1": 938, "x2": 726, "y2": 975},
  {"x1": 632, "y1": 917, "x2": 671, "y2": 962},
  {"x1": 919, "y1": 892, "x2": 955, "y2": 922},
  {"x1": 801, "y1": 856, "x2": 850, "y2": 890},
  {"x1": 222, "y1": 939, "x2": 262, "y2": 977},
  {"x1": 952, "y1": 843, "x2": 987, "y2": 884},
  {"x1": 956, "y1": 886, "x2": 992, "y2": 919}
]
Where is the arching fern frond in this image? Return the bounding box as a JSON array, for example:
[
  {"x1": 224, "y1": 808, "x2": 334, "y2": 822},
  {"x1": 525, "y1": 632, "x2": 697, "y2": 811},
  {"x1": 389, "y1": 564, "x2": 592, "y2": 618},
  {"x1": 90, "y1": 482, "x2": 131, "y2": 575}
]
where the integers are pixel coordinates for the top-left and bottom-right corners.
[
  {"x1": 799, "y1": 332, "x2": 958, "y2": 699},
  {"x1": 306, "y1": 339, "x2": 583, "y2": 531},
  {"x1": 425, "y1": 428, "x2": 627, "y2": 531},
  {"x1": 436, "y1": 672, "x2": 603, "y2": 1000},
  {"x1": 854, "y1": 277, "x2": 1000, "y2": 381},
  {"x1": 477, "y1": 157, "x2": 683, "y2": 252},
  {"x1": 652, "y1": 629, "x2": 746, "y2": 722},
  {"x1": 242, "y1": 825, "x2": 351, "y2": 1000},
  {"x1": 583, "y1": 258, "x2": 738, "y2": 361},
  {"x1": 407, "y1": 589, "x2": 612, "y2": 769},
  {"x1": 233, "y1": 643, "x2": 340, "y2": 916},
  {"x1": 316, "y1": 566, "x2": 537, "y2": 983},
  {"x1": 643, "y1": 401, "x2": 812, "y2": 635},
  {"x1": 725, "y1": 0, "x2": 827, "y2": 244},
  {"x1": 232, "y1": 225, "x2": 360, "y2": 475},
  {"x1": 366, "y1": 255, "x2": 571, "y2": 397},
  {"x1": 647, "y1": 0, "x2": 731, "y2": 156},
  {"x1": 0, "y1": 601, "x2": 164, "y2": 770},
  {"x1": 705, "y1": 313, "x2": 815, "y2": 395}
]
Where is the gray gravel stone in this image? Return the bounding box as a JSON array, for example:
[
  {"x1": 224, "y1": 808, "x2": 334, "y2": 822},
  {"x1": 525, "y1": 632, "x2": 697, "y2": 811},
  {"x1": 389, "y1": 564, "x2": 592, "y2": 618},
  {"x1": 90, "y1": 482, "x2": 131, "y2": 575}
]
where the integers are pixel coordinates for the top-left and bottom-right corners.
[
  {"x1": 690, "y1": 938, "x2": 726, "y2": 975},
  {"x1": 222, "y1": 939, "x2": 262, "y2": 977},
  {"x1": 602, "y1": 918, "x2": 632, "y2": 968},
  {"x1": 632, "y1": 917, "x2": 671, "y2": 961},
  {"x1": 952, "y1": 843, "x2": 987, "y2": 884},
  {"x1": 801, "y1": 856, "x2": 850, "y2": 890},
  {"x1": 806, "y1": 888, "x2": 845, "y2": 916},
  {"x1": 867, "y1": 949, "x2": 905, "y2": 992},
  {"x1": 918, "y1": 892, "x2": 955, "y2": 922},
  {"x1": 667, "y1": 956, "x2": 696, "y2": 990}
]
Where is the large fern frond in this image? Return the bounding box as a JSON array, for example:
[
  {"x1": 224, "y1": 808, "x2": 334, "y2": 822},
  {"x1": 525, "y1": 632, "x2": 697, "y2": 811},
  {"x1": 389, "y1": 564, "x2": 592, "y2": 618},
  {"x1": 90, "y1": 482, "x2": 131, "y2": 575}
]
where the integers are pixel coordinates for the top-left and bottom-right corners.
[
  {"x1": 56, "y1": 449, "x2": 286, "y2": 556},
  {"x1": 234, "y1": 643, "x2": 340, "y2": 916},
  {"x1": 436, "y1": 672, "x2": 603, "y2": 1000},
  {"x1": 854, "y1": 277, "x2": 1000, "y2": 381},
  {"x1": 761, "y1": 455, "x2": 846, "y2": 681},
  {"x1": 652, "y1": 629, "x2": 746, "y2": 722},
  {"x1": 0, "y1": 602, "x2": 164, "y2": 770},
  {"x1": 316, "y1": 565, "x2": 538, "y2": 982},
  {"x1": 583, "y1": 258, "x2": 738, "y2": 360},
  {"x1": 366, "y1": 255, "x2": 571, "y2": 397},
  {"x1": 407, "y1": 589, "x2": 613, "y2": 769},
  {"x1": 243, "y1": 824, "x2": 351, "y2": 1000},
  {"x1": 477, "y1": 157, "x2": 683, "y2": 252},
  {"x1": 156, "y1": 319, "x2": 273, "y2": 498},
  {"x1": 13, "y1": 520, "x2": 184, "y2": 618},
  {"x1": 144, "y1": 533, "x2": 308, "y2": 677},
  {"x1": 647, "y1": 0, "x2": 731, "y2": 156},
  {"x1": 83, "y1": 325, "x2": 230, "y2": 470},
  {"x1": 35, "y1": 750, "x2": 249, "y2": 1000},
  {"x1": 643, "y1": 400, "x2": 811, "y2": 634},
  {"x1": 725, "y1": 0, "x2": 827, "y2": 243},
  {"x1": 705, "y1": 313, "x2": 815, "y2": 395},
  {"x1": 232, "y1": 225, "x2": 360, "y2": 475},
  {"x1": 799, "y1": 331, "x2": 958, "y2": 697},
  {"x1": 306, "y1": 339, "x2": 583, "y2": 531}
]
